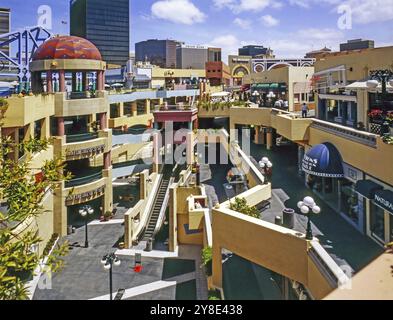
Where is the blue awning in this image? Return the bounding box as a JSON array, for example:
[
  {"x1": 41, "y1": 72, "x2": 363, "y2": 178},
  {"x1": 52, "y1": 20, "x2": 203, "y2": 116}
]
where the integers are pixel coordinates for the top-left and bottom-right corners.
[
  {"x1": 302, "y1": 143, "x2": 344, "y2": 178},
  {"x1": 355, "y1": 180, "x2": 383, "y2": 199}
]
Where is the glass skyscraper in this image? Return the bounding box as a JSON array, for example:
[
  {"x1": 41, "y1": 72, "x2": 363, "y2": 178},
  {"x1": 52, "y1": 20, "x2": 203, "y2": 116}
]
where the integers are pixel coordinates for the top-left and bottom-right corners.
[{"x1": 70, "y1": 0, "x2": 130, "y2": 66}]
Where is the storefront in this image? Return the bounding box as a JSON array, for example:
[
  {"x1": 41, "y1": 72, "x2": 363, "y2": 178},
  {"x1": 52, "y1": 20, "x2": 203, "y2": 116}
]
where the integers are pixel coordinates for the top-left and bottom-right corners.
[
  {"x1": 355, "y1": 179, "x2": 393, "y2": 246},
  {"x1": 302, "y1": 143, "x2": 366, "y2": 233}
]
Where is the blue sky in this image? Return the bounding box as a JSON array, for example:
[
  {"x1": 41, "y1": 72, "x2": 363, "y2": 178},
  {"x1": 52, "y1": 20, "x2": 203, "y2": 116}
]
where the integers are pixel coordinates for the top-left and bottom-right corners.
[{"x1": 2, "y1": 0, "x2": 393, "y2": 62}]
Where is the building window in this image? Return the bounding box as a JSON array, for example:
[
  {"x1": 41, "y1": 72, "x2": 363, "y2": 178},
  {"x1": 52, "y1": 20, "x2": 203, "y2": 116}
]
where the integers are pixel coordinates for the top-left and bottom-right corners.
[
  {"x1": 340, "y1": 180, "x2": 360, "y2": 224},
  {"x1": 390, "y1": 213, "x2": 393, "y2": 242},
  {"x1": 370, "y1": 202, "x2": 385, "y2": 243}
]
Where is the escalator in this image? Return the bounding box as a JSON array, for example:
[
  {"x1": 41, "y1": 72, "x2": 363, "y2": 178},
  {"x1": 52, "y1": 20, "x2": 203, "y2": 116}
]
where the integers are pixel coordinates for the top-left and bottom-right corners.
[{"x1": 141, "y1": 164, "x2": 173, "y2": 241}]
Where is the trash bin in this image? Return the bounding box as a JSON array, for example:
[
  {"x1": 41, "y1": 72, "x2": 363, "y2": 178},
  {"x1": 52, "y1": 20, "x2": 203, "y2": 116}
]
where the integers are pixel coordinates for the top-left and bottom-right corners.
[
  {"x1": 283, "y1": 208, "x2": 295, "y2": 229},
  {"x1": 145, "y1": 238, "x2": 153, "y2": 252},
  {"x1": 275, "y1": 216, "x2": 282, "y2": 226}
]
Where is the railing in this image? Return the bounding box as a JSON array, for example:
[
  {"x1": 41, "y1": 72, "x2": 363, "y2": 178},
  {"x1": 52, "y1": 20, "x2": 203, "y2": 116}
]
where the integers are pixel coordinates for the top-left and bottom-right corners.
[
  {"x1": 66, "y1": 91, "x2": 97, "y2": 100},
  {"x1": 66, "y1": 132, "x2": 99, "y2": 143},
  {"x1": 311, "y1": 119, "x2": 377, "y2": 147},
  {"x1": 65, "y1": 171, "x2": 103, "y2": 188},
  {"x1": 369, "y1": 122, "x2": 382, "y2": 135},
  {"x1": 308, "y1": 241, "x2": 350, "y2": 289},
  {"x1": 153, "y1": 105, "x2": 194, "y2": 112}
]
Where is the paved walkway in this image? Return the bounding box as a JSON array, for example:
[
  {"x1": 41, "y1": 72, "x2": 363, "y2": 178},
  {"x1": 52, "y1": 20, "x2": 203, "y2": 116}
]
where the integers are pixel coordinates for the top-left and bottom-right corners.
[
  {"x1": 33, "y1": 219, "x2": 208, "y2": 300},
  {"x1": 249, "y1": 142, "x2": 383, "y2": 271}
]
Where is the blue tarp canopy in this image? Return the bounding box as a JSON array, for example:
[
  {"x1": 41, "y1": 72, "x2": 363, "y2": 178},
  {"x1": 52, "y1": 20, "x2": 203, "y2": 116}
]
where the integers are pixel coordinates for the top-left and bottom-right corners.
[{"x1": 302, "y1": 143, "x2": 344, "y2": 178}]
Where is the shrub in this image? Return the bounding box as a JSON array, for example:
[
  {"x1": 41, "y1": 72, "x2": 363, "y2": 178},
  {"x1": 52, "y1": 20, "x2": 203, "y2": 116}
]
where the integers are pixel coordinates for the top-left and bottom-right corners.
[{"x1": 229, "y1": 197, "x2": 259, "y2": 219}]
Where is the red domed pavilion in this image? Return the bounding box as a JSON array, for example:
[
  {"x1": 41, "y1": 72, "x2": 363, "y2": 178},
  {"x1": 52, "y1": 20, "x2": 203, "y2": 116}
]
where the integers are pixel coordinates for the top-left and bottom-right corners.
[
  {"x1": 30, "y1": 35, "x2": 106, "y2": 94},
  {"x1": 32, "y1": 36, "x2": 102, "y2": 61}
]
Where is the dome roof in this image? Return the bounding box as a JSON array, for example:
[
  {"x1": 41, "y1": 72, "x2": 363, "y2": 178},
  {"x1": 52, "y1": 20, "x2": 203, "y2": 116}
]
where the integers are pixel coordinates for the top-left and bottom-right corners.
[{"x1": 32, "y1": 36, "x2": 102, "y2": 61}]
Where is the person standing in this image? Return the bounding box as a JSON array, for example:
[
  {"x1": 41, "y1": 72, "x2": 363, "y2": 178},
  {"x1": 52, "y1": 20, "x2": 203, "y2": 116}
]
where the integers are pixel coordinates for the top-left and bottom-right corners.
[{"x1": 301, "y1": 103, "x2": 309, "y2": 118}]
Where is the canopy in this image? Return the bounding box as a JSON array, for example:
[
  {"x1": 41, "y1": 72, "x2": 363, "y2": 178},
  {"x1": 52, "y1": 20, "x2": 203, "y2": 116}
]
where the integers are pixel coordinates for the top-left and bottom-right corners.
[
  {"x1": 211, "y1": 91, "x2": 230, "y2": 97},
  {"x1": 302, "y1": 143, "x2": 344, "y2": 178},
  {"x1": 374, "y1": 189, "x2": 393, "y2": 214},
  {"x1": 346, "y1": 81, "x2": 393, "y2": 91},
  {"x1": 355, "y1": 180, "x2": 383, "y2": 199}
]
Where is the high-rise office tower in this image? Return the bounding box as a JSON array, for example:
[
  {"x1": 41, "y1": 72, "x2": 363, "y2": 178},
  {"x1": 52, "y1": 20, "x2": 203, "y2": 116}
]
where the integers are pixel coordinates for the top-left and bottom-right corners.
[
  {"x1": 0, "y1": 8, "x2": 10, "y2": 73},
  {"x1": 70, "y1": 0, "x2": 130, "y2": 67},
  {"x1": 135, "y1": 39, "x2": 179, "y2": 68}
]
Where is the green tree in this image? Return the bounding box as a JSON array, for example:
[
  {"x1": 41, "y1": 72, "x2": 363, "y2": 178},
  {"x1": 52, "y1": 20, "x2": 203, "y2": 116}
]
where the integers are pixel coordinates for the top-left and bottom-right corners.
[
  {"x1": 0, "y1": 104, "x2": 70, "y2": 300},
  {"x1": 229, "y1": 197, "x2": 260, "y2": 219}
]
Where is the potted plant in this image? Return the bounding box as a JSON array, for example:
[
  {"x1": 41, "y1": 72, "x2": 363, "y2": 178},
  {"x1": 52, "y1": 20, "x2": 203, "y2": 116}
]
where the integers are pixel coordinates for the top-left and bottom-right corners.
[
  {"x1": 90, "y1": 121, "x2": 100, "y2": 133},
  {"x1": 101, "y1": 211, "x2": 113, "y2": 222},
  {"x1": 368, "y1": 109, "x2": 384, "y2": 124}
]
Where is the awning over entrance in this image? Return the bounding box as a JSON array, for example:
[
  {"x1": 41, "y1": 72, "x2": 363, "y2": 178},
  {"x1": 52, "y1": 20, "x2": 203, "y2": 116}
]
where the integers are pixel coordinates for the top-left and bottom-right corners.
[
  {"x1": 302, "y1": 143, "x2": 344, "y2": 178},
  {"x1": 374, "y1": 189, "x2": 393, "y2": 214},
  {"x1": 355, "y1": 180, "x2": 383, "y2": 199}
]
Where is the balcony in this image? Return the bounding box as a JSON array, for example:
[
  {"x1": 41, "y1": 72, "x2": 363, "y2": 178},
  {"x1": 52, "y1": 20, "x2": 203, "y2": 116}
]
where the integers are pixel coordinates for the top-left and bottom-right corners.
[
  {"x1": 311, "y1": 119, "x2": 377, "y2": 147},
  {"x1": 275, "y1": 114, "x2": 312, "y2": 142},
  {"x1": 153, "y1": 104, "x2": 198, "y2": 123},
  {"x1": 66, "y1": 132, "x2": 99, "y2": 143},
  {"x1": 309, "y1": 119, "x2": 393, "y2": 186},
  {"x1": 54, "y1": 91, "x2": 108, "y2": 117},
  {"x1": 3, "y1": 94, "x2": 55, "y2": 127},
  {"x1": 64, "y1": 170, "x2": 110, "y2": 206},
  {"x1": 65, "y1": 171, "x2": 103, "y2": 188},
  {"x1": 229, "y1": 106, "x2": 272, "y2": 127},
  {"x1": 109, "y1": 113, "x2": 153, "y2": 129},
  {"x1": 53, "y1": 130, "x2": 112, "y2": 161}
]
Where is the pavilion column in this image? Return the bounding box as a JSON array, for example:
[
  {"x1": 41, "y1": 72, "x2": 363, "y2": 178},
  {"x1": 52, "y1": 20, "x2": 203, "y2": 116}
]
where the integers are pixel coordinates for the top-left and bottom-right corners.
[
  {"x1": 72, "y1": 72, "x2": 77, "y2": 92},
  {"x1": 82, "y1": 72, "x2": 88, "y2": 91},
  {"x1": 97, "y1": 70, "x2": 104, "y2": 91},
  {"x1": 57, "y1": 117, "x2": 65, "y2": 136},
  {"x1": 99, "y1": 113, "x2": 107, "y2": 130},
  {"x1": 46, "y1": 71, "x2": 53, "y2": 93},
  {"x1": 104, "y1": 151, "x2": 111, "y2": 170},
  {"x1": 59, "y1": 70, "x2": 66, "y2": 93}
]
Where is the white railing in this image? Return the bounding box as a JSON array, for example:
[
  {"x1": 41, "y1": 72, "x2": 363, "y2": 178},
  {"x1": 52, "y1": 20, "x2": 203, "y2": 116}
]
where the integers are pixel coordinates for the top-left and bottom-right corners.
[{"x1": 311, "y1": 119, "x2": 377, "y2": 147}]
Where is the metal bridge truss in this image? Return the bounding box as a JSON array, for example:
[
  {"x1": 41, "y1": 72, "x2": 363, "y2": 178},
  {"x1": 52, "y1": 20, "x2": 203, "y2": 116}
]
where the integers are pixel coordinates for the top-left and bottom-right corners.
[{"x1": 0, "y1": 26, "x2": 52, "y2": 87}]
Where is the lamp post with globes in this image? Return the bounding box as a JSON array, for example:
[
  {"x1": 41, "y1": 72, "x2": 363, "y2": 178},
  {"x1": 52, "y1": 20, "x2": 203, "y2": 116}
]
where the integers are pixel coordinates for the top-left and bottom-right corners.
[
  {"x1": 101, "y1": 253, "x2": 121, "y2": 300},
  {"x1": 79, "y1": 205, "x2": 94, "y2": 248},
  {"x1": 297, "y1": 196, "x2": 321, "y2": 240},
  {"x1": 259, "y1": 157, "x2": 273, "y2": 184}
]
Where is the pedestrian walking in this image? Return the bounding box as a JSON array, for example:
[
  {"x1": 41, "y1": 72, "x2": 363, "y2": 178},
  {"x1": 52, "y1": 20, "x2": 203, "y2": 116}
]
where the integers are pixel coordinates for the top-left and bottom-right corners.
[{"x1": 301, "y1": 103, "x2": 309, "y2": 118}]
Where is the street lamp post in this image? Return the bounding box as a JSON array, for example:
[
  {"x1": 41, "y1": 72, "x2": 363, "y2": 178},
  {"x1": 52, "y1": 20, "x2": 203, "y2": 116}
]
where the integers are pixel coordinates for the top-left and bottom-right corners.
[
  {"x1": 101, "y1": 253, "x2": 121, "y2": 300},
  {"x1": 78, "y1": 205, "x2": 94, "y2": 248},
  {"x1": 259, "y1": 157, "x2": 273, "y2": 184},
  {"x1": 297, "y1": 196, "x2": 321, "y2": 240}
]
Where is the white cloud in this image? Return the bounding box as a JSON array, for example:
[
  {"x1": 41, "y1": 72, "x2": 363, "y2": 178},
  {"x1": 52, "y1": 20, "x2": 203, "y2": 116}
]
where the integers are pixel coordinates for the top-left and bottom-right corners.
[
  {"x1": 344, "y1": 0, "x2": 393, "y2": 24},
  {"x1": 213, "y1": 0, "x2": 278, "y2": 13},
  {"x1": 233, "y1": 18, "x2": 251, "y2": 29},
  {"x1": 289, "y1": 0, "x2": 393, "y2": 24},
  {"x1": 265, "y1": 27, "x2": 345, "y2": 57},
  {"x1": 205, "y1": 34, "x2": 241, "y2": 64},
  {"x1": 151, "y1": 0, "x2": 206, "y2": 25},
  {"x1": 261, "y1": 15, "x2": 280, "y2": 27}
]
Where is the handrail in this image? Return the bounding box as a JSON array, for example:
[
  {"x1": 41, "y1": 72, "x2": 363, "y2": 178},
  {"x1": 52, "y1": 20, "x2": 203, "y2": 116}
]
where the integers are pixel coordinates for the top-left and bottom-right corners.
[
  {"x1": 65, "y1": 171, "x2": 103, "y2": 188},
  {"x1": 66, "y1": 132, "x2": 99, "y2": 143},
  {"x1": 311, "y1": 119, "x2": 377, "y2": 147},
  {"x1": 308, "y1": 241, "x2": 350, "y2": 289}
]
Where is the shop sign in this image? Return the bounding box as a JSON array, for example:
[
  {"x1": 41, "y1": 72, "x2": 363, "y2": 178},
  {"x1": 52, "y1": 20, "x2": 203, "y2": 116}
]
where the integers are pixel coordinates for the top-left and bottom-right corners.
[
  {"x1": 343, "y1": 163, "x2": 362, "y2": 183},
  {"x1": 374, "y1": 192, "x2": 393, "y2": 214}
]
